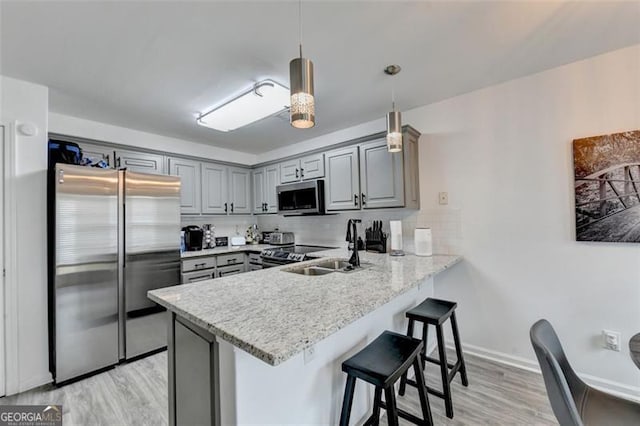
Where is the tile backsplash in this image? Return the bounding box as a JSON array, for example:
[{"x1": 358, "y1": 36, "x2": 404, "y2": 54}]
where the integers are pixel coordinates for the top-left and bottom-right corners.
[{"x1": 181, "y1": 207, "x2": 462, "y2": 255}]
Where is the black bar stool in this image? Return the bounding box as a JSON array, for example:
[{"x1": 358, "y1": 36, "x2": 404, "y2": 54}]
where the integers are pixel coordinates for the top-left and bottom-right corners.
[
  {"x1": 339, "y1": 331, "x2": 433, "y2": 426},
  {"x1": 399, "y1": 298, "x2": 468, "y2": 419}
]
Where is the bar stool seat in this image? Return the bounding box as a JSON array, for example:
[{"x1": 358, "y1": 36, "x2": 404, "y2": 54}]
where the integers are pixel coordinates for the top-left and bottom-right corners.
[
  {"x1": 406, "y1": 298, "x2": 457, "y2": 325},
  {"x1": 400, "y1": 297, "x2": 468, "y2": 419},
  {"x1": 340, "y1": 331, "x2": 433, "y2": 426}
]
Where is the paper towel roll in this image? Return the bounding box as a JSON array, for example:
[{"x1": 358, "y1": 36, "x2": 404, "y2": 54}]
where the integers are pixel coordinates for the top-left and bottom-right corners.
[
  {"x1": 414, "y1": 228, "x2": 433, "y2": 257},
  {"x1": 390, "y1": 220, "x2": 403, "y2": 251}
]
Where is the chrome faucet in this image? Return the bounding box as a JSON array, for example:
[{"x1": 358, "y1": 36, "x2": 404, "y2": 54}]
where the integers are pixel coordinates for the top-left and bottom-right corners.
[{"x1": 345, "y1": 219, "x2": 362, "y2": 267}]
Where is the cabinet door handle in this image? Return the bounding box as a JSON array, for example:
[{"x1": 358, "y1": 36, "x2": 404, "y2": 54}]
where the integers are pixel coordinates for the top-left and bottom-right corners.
[
  {"x1": 300, "y1": 168, "x2": 304, "y2": 178},
  {"x1": 194, "y1": 262, "x2": 206, "y2": 269},
  {"x1": 231, "y1": 203, "x2": 234, "y2": 212},
  {"x1": 354, "y1": 194, "x2": 359, "y2": 206},
  {"x1": 116, "y1": 157, "x2": 121, "y2": 168},
  {"x1": 263, "y1": 203, "x2": 267, "y2": 212},
  {"x1": 224, "y1": 202, "x2": 228, "y2": 213},
  {"x1": 295, "y1": 168, "x2": 299, "y2": 178},
  {"x1": 361, "y1": 193, "x2": 367, "y2": 205}
]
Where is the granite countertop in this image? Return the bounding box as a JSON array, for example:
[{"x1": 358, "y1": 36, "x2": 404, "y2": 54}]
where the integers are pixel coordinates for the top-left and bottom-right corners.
[
  {"x1": 181, "y1": 244, "x2": 276, "y2": 258},
  {"x1": 150, "y1": 248, "x2": 462, "y2": 366}
]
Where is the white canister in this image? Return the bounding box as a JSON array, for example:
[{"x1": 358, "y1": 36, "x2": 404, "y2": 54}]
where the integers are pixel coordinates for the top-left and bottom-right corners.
[
  {"x1": 414, "y1": 228, "x2": 433, "y2": 257},
  {"x1": 389, "y1": 220, "x2": 404, "y2": 255}
]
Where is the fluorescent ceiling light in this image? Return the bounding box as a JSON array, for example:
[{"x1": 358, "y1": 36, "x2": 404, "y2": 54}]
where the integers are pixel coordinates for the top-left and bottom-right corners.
[{"x1": 197, "y1": 80, "x2": 290, "y2": 132}]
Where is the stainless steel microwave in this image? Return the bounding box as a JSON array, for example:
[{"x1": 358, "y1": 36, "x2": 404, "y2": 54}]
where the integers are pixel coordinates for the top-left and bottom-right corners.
[{"x1": 277, "y1": 180, "x2": 325, "y2": 216}]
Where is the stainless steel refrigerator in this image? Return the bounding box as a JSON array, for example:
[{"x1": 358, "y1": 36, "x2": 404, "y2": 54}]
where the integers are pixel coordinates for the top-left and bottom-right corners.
[{"x1": 50, "y1": 164, "x2": 181, "y2": 383}]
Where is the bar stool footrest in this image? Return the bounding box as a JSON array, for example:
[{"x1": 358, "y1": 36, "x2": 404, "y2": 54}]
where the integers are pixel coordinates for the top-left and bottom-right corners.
[
  {"x1": 379, "y1": 401, "x2": 430, "y2": 426},
  {"x1": 423, "y1": 355, "x2": 456, "y2": 370},
  {"x1": 404, "y1": 378, "x2": 447, "y2": 400}
]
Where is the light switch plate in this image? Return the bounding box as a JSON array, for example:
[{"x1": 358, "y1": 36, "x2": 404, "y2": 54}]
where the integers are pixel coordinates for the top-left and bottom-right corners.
[{"x1": 439, "y1": 192, "x2": 449, "y2": 205}]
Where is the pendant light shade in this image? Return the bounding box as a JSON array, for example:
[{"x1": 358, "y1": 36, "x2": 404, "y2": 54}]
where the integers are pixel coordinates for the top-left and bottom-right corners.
[
  {"x1": 386, "y1": 110, "x2": 402, "y2": 153},
  {"x1": 384, "y1": 64, "x2": 402, "y2": 152},
  {"x1": 289, "y1": 56, "x2": 315, "y2": 129}
]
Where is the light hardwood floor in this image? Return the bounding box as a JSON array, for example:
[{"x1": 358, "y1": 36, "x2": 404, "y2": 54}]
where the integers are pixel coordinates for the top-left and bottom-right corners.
[{"x1": 0, "y1": 350, "x2": 556, "y2": 425}]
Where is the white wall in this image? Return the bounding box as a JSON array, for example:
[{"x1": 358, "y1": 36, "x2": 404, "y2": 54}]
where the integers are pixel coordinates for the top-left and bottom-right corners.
[
  {"x1": 49, "y1": 112, "x2": 257, "y2": 165},
  {"x1": 0, "y1": 76, "x2": 51, "y2": 392},
  {"x1": 257, "y1": 45, "x2": 640, "y2": 396}
]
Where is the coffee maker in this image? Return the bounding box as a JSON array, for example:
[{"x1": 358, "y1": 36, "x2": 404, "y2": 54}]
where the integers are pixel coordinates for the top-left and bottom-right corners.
[{"x1": 182, "y1": 225, "x2": 204, "y2": 251}]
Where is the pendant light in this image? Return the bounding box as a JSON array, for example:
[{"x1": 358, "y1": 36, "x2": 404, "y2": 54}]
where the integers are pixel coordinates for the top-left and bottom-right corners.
[
  {"x1": 384, "y1": 65, "x2": 402, "y2": 152},
  {"x1": 289, "y1": 0, "x2": 315, "y2": 129}
]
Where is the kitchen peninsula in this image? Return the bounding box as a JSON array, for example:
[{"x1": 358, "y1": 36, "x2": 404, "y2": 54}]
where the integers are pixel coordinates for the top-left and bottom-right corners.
[{"x1": 148, "y1": 248, "x2": 462, "y2": 425}]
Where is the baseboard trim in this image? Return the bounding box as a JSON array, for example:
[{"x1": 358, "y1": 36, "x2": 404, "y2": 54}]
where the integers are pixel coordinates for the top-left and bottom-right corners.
[{"x1": 457, "y1": 342, "x2": 640, "y2": 403}]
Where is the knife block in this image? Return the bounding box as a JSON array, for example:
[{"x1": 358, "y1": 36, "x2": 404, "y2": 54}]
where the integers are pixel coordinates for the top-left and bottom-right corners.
[{"x1": 365, "y1": 227, "x2": 387, "y2": 253}]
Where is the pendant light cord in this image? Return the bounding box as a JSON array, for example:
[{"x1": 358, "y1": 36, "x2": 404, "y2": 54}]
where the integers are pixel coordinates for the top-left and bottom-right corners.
[
  {"x1": 391, "y1": 77, "x2": 396, "y2": 112},
  {"x1": 298, "y1": 0, "x2": 303, "y2": 58}
]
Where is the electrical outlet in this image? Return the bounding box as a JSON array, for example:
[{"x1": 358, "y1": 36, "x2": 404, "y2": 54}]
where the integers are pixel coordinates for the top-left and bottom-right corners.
[
  {"x1": 602, "y1": 330, "x2": 621, "y2": 351},
  {"x1": 304, "y1": 345, "x2": 316, "y2": 364},
  {"x1": 439, "y1": 192, "x2": 449, "y2": 205}
]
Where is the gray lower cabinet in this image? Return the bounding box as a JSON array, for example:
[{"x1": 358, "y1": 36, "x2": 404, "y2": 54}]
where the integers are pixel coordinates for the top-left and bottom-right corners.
[
  {"x1": 359, "y1": 138, "x2": 404, "y2": 209},
  {"x1": 168, "y1": 157, "x2": 201, "y2": 214},
  {"x1": 325, "y1": 146, "x2": 361, "y2": 211},
  {"x1": 228, "y1": 167, "x2": 251, "y2": 214},
  {"x1": 81, "y1": 142, "x2": 113, "y2": 167},
  {"x1": 202, "y1": 162, "x2": 228, "y2": 215},
  {"x1": 172, "y1": 317, "x2": 219, "y2": 426},
  {"x1": 115, "y1": 149, "x2": 165, "y2": 174}
]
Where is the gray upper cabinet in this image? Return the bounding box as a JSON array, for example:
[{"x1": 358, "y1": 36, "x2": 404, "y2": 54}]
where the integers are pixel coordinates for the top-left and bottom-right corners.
[
  {"x1": 402, "y1": 128, "x2": 421, "y2": 209},
  {"x1": 168, "y1": 157, "x2": 201, "y2": 214},
  {"x1": 228, "y1": 167, "x2": 251, "y2": 214},
  {"x1": 252, "y1": 168, "x2": 266, "y2": 214},
  {"x1": 280, "y1": 159, "x2": 300, "y2": 184},
  {"x1": 115, "y1": 149, "x2": 165, "y2": 174},
  {"x1": 264, "y1": 165, "x2": 279, "y2": 213},
  {"x1": 325, "y1": 146, "x2": 361, "y2": 211},
  {"x1": 280, "y1": 153, "x2": 325, "y2": 184},
  {"x1": 202, "y1": 163, "x2": 228, "y2": 215},
  {"x1": 253, "y1": 165, "x2": 279, "y2": 214},
  {"x1": 359, "y1": 139, "x2": 404, "y2": 209},
  {"x1": 300, "y1": 153, "x2": 324, "y2": 180},
  {"x1": 81, "y1": 142, "x2": 113, "y2": 167}
]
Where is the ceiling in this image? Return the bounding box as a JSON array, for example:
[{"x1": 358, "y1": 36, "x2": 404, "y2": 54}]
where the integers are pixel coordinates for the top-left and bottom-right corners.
[{"x1": 1, "y1": 1, "x2": 639, "y2": 154}]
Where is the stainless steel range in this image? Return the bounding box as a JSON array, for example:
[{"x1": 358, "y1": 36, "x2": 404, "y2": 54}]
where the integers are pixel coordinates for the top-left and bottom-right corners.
[{"x1": 260, "y1": 245, "x2": 335, "y2": 268}]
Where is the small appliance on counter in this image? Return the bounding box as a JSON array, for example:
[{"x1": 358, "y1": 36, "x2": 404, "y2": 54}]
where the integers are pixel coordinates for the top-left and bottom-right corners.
[
  {"x1": 231, "y1": 236, "x2": 246, "y2": 246},
  {"x1": 182, "y1": 225, "x2": 204, "y2": 251},
  {"x1": 215, "y1": 236, "x2": 229, "y2": 247},
  {"x1": 202, "y1": 224, "x2": 215, "y2": 249},
  {"x1": 365, "y1": 220, "x2": 387, "y2": 253},
  {"x1": 414, "y1": 228, "x2": 433, "y2": 256},
  {"x1": 267, "y1": 231, "x2": 295, "y2": 245}
]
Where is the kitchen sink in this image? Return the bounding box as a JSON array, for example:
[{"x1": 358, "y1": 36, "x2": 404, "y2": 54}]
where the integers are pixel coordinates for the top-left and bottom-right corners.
[
  {"x1": 283, "y1": 259, "x2": 373, "y2": 276},
  {"x1": 286, "y1": 266, "x2": 335, "y2": 276}
]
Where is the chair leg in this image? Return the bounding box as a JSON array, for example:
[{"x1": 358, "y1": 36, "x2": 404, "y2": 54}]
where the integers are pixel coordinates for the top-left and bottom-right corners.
[
  {"x1": 384, "y1": 387, "x2": 400, "y2": 426},
  {"x1": 421, "y1": 323, "x2": 429, "y2": 371},
  {"x1": 371, "y1": 387, "x2": 382, "y2": 426},
  {"x1": 399, "y1": 319, "x2": 415, "y2": 396},
  {"x1": 436, "y1": 324, "x2": 454, "y2": 418},
  {"x1": 413, "y1": 357, "x2": 434, "y2": 426},
  {"x1": 339, "y1": 375, "x2": 357, "y2": 426},
  {"x1": 450, "y1": 311, "x2": 469, "y2": 387}
]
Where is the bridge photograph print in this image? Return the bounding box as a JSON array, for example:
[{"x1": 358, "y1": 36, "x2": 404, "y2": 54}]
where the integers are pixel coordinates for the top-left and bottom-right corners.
[{"x1": 574, "y1": 130, "x2": 640, "y2": 242}]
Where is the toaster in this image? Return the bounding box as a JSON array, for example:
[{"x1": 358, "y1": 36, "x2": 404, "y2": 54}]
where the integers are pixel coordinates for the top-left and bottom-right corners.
[{"x1": 268, "y1": 232, "x2": 295, "y2": 245}]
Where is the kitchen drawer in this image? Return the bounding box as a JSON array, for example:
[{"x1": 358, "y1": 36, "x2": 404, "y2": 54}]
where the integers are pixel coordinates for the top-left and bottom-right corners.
[
  {"x1": 217, "y1": 264, "x2": 246, "y2": 277},
  {"x1": 248, "y1": 264, "x2": 263, "y2": 272},
  {"x1": 216, "y1": 253, "x2": 245, "y2": 267},
  {"x1": 248, "y1": 253, "x2": 262, "y2": 265},
  {"x1": 182, "y1": 256, "x2": 217, "y2": 272},
  {"x1": 181, "y1": 268, "x2": 216, "y2": 284}
]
